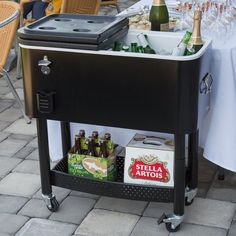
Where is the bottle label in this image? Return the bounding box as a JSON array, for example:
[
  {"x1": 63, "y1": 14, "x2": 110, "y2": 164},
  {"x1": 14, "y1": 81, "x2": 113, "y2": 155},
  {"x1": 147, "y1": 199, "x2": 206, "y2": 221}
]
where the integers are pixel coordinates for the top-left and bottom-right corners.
[
  {"x1": 137, "y1": 33, "x2": 148, "y2": 48},
  {"x1": 160, "y1": 23, "x2": 169, "y2": 31}
]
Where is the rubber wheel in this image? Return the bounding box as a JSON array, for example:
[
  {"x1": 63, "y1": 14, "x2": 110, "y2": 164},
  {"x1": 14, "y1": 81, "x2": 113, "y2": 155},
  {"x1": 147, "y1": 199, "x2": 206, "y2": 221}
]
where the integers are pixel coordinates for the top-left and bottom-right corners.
[
  {"x1": 185, "y1": 197, "x2": 194, "y2": 206},
  {"x1": 165, "y1": 223, "x2": 180, "y2": 232},
  {"x1": 47, "y1": 197, "x2": 59, "y2": 212}
]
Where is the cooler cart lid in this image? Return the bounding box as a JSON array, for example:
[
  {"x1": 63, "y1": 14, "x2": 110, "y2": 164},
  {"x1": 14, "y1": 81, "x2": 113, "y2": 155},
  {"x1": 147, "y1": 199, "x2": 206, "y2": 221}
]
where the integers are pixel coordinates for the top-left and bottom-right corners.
[{"x1": 18, "y1": 14, "x2": 129, "y2": 45}]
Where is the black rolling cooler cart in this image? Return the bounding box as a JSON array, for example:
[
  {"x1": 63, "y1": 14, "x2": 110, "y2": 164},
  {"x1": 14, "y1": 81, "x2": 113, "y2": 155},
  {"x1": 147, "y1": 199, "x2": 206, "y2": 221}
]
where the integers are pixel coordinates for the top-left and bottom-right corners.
[{"x1": 18, "y1": 14, "x2": 212, "y2": 232}]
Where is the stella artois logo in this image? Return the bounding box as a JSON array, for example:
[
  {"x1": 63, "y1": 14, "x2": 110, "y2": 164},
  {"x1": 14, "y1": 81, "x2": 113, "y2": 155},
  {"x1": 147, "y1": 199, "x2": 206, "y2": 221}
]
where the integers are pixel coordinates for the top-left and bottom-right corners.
[{"x1": 128, "y1": 155, "x2": 170, "y2": 182}]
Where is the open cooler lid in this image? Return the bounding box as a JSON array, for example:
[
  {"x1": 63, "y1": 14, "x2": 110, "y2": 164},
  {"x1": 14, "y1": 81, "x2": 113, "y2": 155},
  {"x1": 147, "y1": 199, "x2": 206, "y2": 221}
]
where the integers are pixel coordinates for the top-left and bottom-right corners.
[{"x1": 18, "y1": 14, "x2": 129, "y2": 45}]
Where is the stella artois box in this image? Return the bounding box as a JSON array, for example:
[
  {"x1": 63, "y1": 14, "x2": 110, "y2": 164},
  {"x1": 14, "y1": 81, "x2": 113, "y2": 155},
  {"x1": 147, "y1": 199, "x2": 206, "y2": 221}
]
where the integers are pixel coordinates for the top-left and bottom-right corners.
[{"x1": 124, "y1": 134, "x2": 174, "y2": 187}]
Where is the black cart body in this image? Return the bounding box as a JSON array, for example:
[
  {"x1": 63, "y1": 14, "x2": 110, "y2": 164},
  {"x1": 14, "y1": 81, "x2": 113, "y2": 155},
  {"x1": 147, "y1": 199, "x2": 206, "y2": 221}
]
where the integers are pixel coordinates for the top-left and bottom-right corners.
[{"x1": 19, "y1": 15, "x2": 212, "y2": 232}]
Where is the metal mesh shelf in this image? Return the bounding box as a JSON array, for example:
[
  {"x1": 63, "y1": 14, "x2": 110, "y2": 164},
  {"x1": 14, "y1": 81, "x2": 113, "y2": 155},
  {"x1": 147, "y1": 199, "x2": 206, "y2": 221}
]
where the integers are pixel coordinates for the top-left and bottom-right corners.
[{"x1": 51, "y1": 156, "x2": 174, "y2": 202}]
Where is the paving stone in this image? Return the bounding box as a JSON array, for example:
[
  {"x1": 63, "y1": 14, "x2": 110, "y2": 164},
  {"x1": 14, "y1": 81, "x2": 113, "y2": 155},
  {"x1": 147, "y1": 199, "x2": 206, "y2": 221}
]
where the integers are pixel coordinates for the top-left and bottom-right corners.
[
  {"x1": 26, "y1": 137, "x2": 38, "y2": 148},
  {"x1": 0, "y1": 108, "x2": 22, "y2": 122},
  {"x1": 95, "y1": 196, "x2": 148, "y2": 215},
  {"x1": 0, "y1": 121, "x2": 11, "y2": 132},
  {"x1": 207, "y1": 187, "x2": 236, "y2": 203},
  {"x1": 143, "y1": 202, "x2": 172, "y2": 218},
  {"x1": 75, "y1": 209, "x2": 140, "y2": 236},
  {"x1": 0, "y1": 195, "x2": 28, "y2": 214},
  {"x1": 3, "y1": 88, "x2": 24, "y2": 100},
  {"x1": 26, "y1": 149, "x2": 39, "y2": 160},
  {"x1": 0, "y1": 101, "x2": 13, "y2": 113},
  {"x1": 184, "y1": 198, "x2": 236, "y2": 229},
  {"x1": 4, "y1": 118, "x2": 37, "y2": 135},
  {"x1": 169, "y1": 223, "x2": 227, "y2": 236},
  {"x1": 0, "y1": 138, "x2": 27, "y2": 156},
  {"x1": 198, "y1": 161, "x2": 217, "y2": 183},
  {"x1": 197, "y1": 182, "x2": 211, "y2": 198},
  {"x1": 0, "y1": 133, "x2": 9, "y2": 142},
  {"x1": 13, "y1": 79, "x2": 23, "y2": 88},
  {"x1": 212, "y1": 170, "x2": 236, "y2": 188},
  {"x1": 130, "y1": 217, "x2": 168, "y2": 236},
  {"x1": 9, "y1": 133, "x2": 34, "y2": 142},
  {"x1": 33, "y1": 186, "x2": 71, "y2": 203},
  {"x1": 0, "y1": 233, "x2": 10, "y2": 236},
  {"x1": 13, "y1": 146, "x2": 35, "y2": 159},
  {"x1": 0, "y1": 157, "x2": 22, "y2": 178},
  {"x1": 228, "y1": 221, "x2": 236, "y2": 236},
  {"x1": 18, "y1": 199, "x2": 52, "y2": 218},
  {"x1": 16, "y1": 218, "x2": 77, "y2": 236},
  {"x1": 70, "y1": 190, "x2": 100, "y2": 200},
  {"x1": 13, "y1": 160, "x2": 40, "y2": 175},
  {"x1": 50, "y1": 196, "x2": 96, "y2": 224},
  {"x1": 0, "y1": 213, "x2": 29, "y2": 234},
  {"x1": 0, "y1": 172, "x2": 40, "y2": 197},
  {"x1": 0, "y1": 87, "x2": 11, "y2": 96}
]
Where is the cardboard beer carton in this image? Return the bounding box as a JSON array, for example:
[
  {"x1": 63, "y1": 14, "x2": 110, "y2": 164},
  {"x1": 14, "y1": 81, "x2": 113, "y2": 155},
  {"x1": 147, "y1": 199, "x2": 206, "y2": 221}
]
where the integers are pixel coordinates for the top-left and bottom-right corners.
[
  {"x1": 124, "y1": 134, "x2": 174, "y2": 187},
  {"x1": 68, "y1": 146, "x2": 121, "y2": 181}
]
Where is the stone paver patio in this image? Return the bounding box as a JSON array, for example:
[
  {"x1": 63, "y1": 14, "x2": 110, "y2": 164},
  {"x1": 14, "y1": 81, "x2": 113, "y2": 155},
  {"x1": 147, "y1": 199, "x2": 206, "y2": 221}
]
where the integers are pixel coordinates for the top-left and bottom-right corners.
[{"x1": 0, "y1": 1, "x2": 236, "y2": 235}]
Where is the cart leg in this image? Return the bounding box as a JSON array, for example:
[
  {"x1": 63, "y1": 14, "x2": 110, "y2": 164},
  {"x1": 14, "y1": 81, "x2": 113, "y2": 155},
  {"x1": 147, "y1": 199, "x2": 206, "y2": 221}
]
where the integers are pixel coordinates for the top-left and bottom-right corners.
[
  {"x1": 37, "y1": 118, "x2": 59, "y2": 212},
  {"x1": 60, "y1": 121, "x2": 71, "y2": 156},
  {"x1": 185, "y1": 130, "x2": 198, "y2": 205},
  {"x1": 158, "y1": 134, "x2": 185, "y2": 232}
]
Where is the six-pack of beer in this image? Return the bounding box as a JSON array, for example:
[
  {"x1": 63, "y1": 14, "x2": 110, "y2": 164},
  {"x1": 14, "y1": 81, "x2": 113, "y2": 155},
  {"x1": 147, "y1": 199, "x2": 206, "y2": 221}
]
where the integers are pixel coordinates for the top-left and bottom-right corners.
[{"x1": 68, "y1": 130, "x2": 118, "y2": 181}]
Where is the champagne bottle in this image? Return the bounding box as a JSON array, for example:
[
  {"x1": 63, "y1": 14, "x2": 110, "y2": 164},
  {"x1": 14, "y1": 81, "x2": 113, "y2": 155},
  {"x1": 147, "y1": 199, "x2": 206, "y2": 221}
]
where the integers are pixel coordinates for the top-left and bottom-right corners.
[
  {"x1": 149, "y1": 0, "x2": 169, "y2": 31},
  {"x1": 185, "y1": 10, "x2": 204, "y2": 56},
  {"x1": 171, "y1": 31, "x2": 192, "y2": 56},
  {"x1": 137, "y1": 33, "x2": 156, "y2": 54}
]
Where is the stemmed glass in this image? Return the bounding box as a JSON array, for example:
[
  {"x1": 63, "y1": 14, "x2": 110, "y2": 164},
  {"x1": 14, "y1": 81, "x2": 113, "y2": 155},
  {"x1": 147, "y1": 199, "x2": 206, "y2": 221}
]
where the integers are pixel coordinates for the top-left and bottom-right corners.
[{"x1": 174, "y1": 0, "x2": 192, "y2": 31}]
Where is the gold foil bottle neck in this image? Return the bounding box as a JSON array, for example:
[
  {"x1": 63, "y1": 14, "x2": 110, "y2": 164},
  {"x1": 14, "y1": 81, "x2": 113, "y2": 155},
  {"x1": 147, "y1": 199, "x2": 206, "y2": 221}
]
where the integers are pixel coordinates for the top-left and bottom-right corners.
[
  {"x1": 153, "y1": 0, "x2": 166, "y2": 6},
  {"x1": 194, "y1": 10, "x2": 202, "y2": 21},
  {"x1": 189, "y1": 10, "x2": 203, "y2": 46}
]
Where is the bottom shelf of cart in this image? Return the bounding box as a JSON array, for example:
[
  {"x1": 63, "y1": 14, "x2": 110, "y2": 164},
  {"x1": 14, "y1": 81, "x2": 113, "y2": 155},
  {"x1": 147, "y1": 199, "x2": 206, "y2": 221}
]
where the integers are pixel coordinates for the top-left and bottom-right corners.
[{"x1": 50, "y1": 156, "x2": 174, "y2": 202}]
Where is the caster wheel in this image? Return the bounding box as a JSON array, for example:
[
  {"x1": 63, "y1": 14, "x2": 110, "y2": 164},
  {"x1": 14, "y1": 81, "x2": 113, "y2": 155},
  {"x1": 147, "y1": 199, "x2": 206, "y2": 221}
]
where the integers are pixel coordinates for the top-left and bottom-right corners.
[
  {"x1": 165, "y1": 223, "x2": 180, "y2": 232},
  {"x1": 185, "y1": 197, "x2": 194, "y2": 206},
  {"x1": 47, "y1": 197, "x2": 59, "y2": 212}
]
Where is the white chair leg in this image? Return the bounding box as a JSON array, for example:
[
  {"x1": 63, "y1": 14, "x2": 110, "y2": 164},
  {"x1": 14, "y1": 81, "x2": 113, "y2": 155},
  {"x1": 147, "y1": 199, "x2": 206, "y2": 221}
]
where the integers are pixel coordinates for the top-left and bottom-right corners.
[{"x1": 2, "y1": 69, "x2": 31, "y2": 124}]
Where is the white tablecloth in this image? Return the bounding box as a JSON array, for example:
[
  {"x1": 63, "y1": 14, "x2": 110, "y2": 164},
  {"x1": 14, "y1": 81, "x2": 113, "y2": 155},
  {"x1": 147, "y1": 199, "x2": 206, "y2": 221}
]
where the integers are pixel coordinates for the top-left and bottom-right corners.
[{"x1": 48, "y1": 0, "x2": 236, "y2": 173}]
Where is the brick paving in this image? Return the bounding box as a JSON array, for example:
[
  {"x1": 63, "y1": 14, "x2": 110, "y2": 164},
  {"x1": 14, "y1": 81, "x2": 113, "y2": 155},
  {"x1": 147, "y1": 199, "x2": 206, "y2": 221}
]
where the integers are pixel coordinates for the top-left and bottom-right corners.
[{"x1": 0, "y1": 1, "x2": 236, "y2": 235}]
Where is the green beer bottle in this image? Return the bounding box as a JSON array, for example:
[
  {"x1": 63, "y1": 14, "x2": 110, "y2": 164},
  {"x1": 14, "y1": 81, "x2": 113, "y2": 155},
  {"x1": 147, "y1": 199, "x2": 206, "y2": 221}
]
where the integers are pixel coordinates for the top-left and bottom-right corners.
[
  {"x1": 137, "y1": 33, "x2": 156, "y2": 54},
  {"x1": 149, "y1": 0, "x2": 169, "y2": 31},
  {"x1": 104, "y1": 133, "x2": 114, "y2": 156},
  {"x1": 171, "y1": 31, "x2": 192, "y2": 56},
  {"x1": 113, "y1": 42, "x2": 123, "y2": 51},
  {"x1": 131, "y1": 43, "x2": 138, "y2": 53},
  {"x1": 185, "y1": 10, "x2": 204, "y2": 56},
  {"x1": 92, "y1": 131, "x2": 100, "y2": 157},
  {"x1": 79, "y1": 129, "x2": 87, "y2": 154}
]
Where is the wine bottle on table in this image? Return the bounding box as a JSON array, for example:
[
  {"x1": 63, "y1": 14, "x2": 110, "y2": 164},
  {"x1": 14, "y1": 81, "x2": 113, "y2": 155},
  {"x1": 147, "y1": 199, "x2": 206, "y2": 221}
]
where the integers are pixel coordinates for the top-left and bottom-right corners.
[
  {"x1": 137, "y1": 33, "x2": 156, "y2": 54},
  {"x1": 185, "y1": 10, "x2": 204, "y2": 56},
  {"x1": 149, "y1": 0, "x2": 169, "y2": 31}
]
